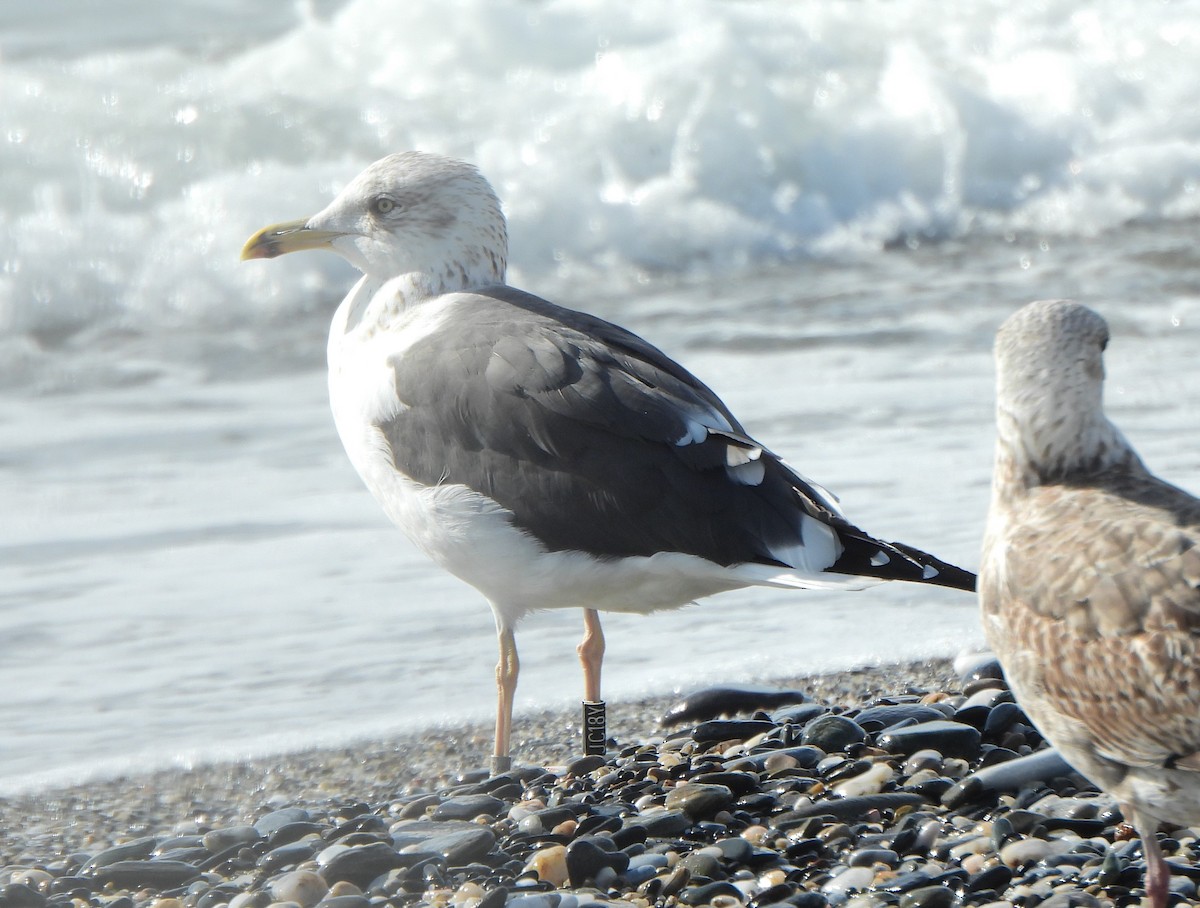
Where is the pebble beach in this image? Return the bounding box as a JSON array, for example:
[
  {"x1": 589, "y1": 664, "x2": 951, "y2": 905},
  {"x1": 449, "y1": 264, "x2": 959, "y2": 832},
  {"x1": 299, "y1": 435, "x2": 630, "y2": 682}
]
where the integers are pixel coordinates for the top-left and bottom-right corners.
[{"x1": 2, "y1": 657, "x2": 1192, "y2": 908}]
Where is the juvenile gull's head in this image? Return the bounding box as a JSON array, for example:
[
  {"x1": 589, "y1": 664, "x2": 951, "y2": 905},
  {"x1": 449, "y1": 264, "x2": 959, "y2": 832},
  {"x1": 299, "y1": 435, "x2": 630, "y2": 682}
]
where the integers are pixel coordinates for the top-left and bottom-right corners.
[
  {"x1": 993, "y1": 299, "x2": 1136, "y2": 486},
  {"x1": 242, "y1": 151, "x2": 508, "y2": 296}
]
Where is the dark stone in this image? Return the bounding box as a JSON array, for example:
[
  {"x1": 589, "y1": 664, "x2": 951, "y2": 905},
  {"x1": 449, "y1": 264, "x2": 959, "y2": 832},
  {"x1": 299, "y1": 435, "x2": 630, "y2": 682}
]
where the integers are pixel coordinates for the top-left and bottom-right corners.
[
  {"x1": 430, "y1": 795, "x2": 505, "y2": 821},
  {"x1": 257, "y1": 840, "x2": 319, "y2": 874},
  {"x1": 941, "y1": 749, "x2": 1074, "y2": 808},
  {"x1": 575, "y1": 814, "x2": 621, "y2": 837},
  {"x1": 659, "y1": 865, "x2": 690, "y2": 898},
  {"x1": 713, "y1": 837, "x2": 753, "y2": 862},
  {"x1": 1, "y1": 884, "x2": 47, "y2": 908},
  {"x1": 47, "y1": 878, "x2": 90, "y2": 898},
  {"x1": 953, "y1": 705, "x2": 991, "y2": 731},
  {"x1": 199, "y1": 843, "x2": 257, "y2": 873},
  {"x1": 956, "y1": 652, "x2": 1004, "y2": 682},
  {"x1": 154, "y1": 835, "x2": 204, "y2": 854},
  {"x1": 785, "y1": 893, "x2": 828, "y2": 908},
  {"x1": 329, "y1": 816, "x2": 389, "y2": 839},
  {"x1": 877, "y1": 720, "x2": 983, "y2": 759},
  {"x1": 800, "y1": 715, "x2": 866, "y2": 753},
  {"x1": 962, "y1": 677, "x2": 1006, "y2": 698},
  {"x1": 825, "y1": 759, "x2": 872, "y2": 784},
  {"x1": 770, "y1": 704, "x2": 829, "y2": 726},
  {"x1": 266, "y1": 822, "x2": 327, "y2": 847},
  {"x1": 855, "y1": 704, "x2": 946, "y2": 731},
  {"x1": 566, "y1": 839, "x2": 610, "y2": 887},
  {"x1": 397, "y1": 794, "x2": 442, "y2": 819},
  {"x1": 321, "y1": 842, "x2": 406, "y2": 888},
  {"x1": 154, "y1": 847, "x2": 210, "y2": 864},
  {"x1": 679, "y1": 881, "x2": 744, "y2": 905},
  {"x1": 775, "y1": 793, "x2": 929, "y2": 826},
  {"x1": 906, "y1": 777, "x2": 954, "y2": 800},
  {"x1": 984, "y1": 701, "x2": 1021, "y2": 736},
  {"x1": 478, "y1": 888, "x2": 508, "y2": 908},
  {"x1": 784, "y1": 838, "x2": 824, "y2": 861},
  {"x1": 455, "y1": 769, "x2": 491, "y2": 785},
  {"x1": 967, "y1": 863, "x2": 1013, "y2": 893},
  {"x1": 193, "y1": 884, "x2": 244, "y2": 908},
  {"x1": 401, "y1": 853, "x2": 446, "y2": 884},
  {"x1": 92, "y1": 861, "x2": 202, "y2": 890},
  {"x1": 415, "y1": 827, "x2": 497, "y2": 866},
  {"x1": 691, "y1": 771, "x2": 760, "y2": 796},
  {"x1": 611, "y1": 824, "x2": 648, "y2": 850},
  {"x1": 623, "y1": 865, "x2": 658, "y2": 887},
  {"x1": 202, "y1": 826, "x2": 261, "y2": 852},
  {"x1": 633, "y1": 810, "x2": 693, "y2": 837},
  {"x1": 879, "y1": 870, "x2": 933, "y2": 893},
  {"x1": 693, "y1": 719, "x2": 777, "y2": 743},
  {"x1": 531, "y1": 807, "x2": 577, "y2": 830},
  {"x1": 1043, "y1": 817, "x2": 1108, "y2": 836},
  {"x1": 335, "y1": 832, "x2": 388, "y2": 848},
  {"x1": 79, "y1": 837, "x2": 158, "y2": 873},
  {"x1": 726, "y1": 745, "x2": 824, "y2": 771},
  {"x1": 664, "y1": 783, "x2": 735, "y2": 819},
  {"x1": 677, "y1": 849, "x2": 721, "y2": 879},
  {"x1": 255, "y1": 807, "x2": 312, "y2": 836},
  {"x1": 565, "y1": 755, "x2": 607, "y2": 776},
  {"x1": 748, "y1": 883, "x2": 795, "y2": 907},
  {"x1": 898, "y1": 885, "x2": 956, "y2": 908},
  {"x1": 978, "y1": 746, "x2": 1020, "y2": 768},
  {"x1": 736, "y1": 793, "x2": 781, "y2": 813},
  {"x1": 848, "y1": 848, "x2": 899, "y2": 868},
  {"x1": 662, "y1": 686, "x2": 809, "y2": 726}
]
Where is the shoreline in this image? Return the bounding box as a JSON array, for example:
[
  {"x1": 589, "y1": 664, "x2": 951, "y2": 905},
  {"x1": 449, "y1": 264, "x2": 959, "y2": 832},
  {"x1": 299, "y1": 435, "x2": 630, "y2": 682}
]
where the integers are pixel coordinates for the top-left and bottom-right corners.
[
  {"x1": 0, "y1": 659, "x2": 958, "y2": 861},
  {"x1": 1, "y1": 655, "x2": 1174, "y2": 908}
]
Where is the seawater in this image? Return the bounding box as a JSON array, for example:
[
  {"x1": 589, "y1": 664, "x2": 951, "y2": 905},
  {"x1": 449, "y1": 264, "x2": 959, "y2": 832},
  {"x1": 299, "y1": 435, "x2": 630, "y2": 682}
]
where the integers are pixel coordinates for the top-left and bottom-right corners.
[{"x1": 1, "y1": 0, "x2": 1198, "y2": 792}]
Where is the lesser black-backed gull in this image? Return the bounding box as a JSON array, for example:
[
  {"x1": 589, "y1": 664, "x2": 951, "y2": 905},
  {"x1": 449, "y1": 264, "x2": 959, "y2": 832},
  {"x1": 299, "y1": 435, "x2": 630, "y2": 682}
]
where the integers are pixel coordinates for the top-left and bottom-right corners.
[
  {"x1": 241, "y1": 151, "x2": 976, "y2": 769},
  {"x1": 981, "y1": 299, "x2": 1200, "y2": 908}
]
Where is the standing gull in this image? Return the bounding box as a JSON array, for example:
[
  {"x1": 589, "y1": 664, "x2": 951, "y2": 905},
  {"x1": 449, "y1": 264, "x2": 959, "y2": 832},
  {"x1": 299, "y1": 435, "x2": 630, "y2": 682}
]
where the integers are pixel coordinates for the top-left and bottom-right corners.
[
  {"x1": 981, "y1": 299, "x2": 1200, "y2": 908},
  {"x1": 241, "y1": 151, "x2": 975, "y2": 769}
]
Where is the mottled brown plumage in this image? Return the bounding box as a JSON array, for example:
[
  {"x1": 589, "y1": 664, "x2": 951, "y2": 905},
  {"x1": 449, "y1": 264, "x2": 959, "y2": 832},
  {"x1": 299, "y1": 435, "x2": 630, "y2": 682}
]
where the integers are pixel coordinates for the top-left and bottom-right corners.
[{"x1": 981, "y1": 299, "x2": 1200, "y2": 908}]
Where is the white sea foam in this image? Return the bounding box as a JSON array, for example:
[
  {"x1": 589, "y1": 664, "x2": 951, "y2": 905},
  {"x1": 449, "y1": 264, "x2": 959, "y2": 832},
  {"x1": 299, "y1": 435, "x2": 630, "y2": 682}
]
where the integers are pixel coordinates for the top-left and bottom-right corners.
[{"x1": 2, "y1": 0, "x2": 1199, "y2": 388}]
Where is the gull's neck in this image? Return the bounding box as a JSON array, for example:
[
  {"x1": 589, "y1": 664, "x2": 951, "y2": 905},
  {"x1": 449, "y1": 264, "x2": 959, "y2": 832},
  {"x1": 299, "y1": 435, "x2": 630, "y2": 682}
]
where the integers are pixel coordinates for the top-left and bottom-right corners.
[
  {"x1": 335, "y1": 267, "x2": 499, "y2": 336},
  {"x1": 992, "y1": 404, "x2": 1144, "y2": 497},
  {"x1": 334, "y1": 238, "x2": 507, "y2": 335}
]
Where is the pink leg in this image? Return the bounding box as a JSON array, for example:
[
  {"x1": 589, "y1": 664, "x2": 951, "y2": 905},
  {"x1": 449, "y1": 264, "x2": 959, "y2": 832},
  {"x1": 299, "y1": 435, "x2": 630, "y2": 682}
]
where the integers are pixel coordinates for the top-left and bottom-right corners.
[
  {"x1": 492, "y1": 626, "x2": 518, "y2": 774},
  {"x1": 578, "y1": 608, "x2": 605, "y2": 703},
  {"x1": 1130, "y1": 806, "x2": 1169, "y2": 908}
]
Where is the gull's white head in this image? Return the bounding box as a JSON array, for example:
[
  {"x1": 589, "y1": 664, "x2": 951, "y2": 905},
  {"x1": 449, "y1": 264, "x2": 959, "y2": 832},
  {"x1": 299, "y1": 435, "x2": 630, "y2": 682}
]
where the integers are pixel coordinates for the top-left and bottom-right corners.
[
  {"x1": 242, "y1": 152, "x2": 507, "y2": 297},
  {"x1": 994, "y1": 299, "x2": 1136, "y2": 485}
]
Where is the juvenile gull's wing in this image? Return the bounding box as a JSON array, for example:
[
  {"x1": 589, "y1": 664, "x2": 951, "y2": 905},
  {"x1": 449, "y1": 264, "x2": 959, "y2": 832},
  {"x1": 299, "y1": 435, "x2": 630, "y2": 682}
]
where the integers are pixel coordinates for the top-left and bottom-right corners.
[{"x1": 988, "y1": 471, "x2": 1200, "y2": 770}]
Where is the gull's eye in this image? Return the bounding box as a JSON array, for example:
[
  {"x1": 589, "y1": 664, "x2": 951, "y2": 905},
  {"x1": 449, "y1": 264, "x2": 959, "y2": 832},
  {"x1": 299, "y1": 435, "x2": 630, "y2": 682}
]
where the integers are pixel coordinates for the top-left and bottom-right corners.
[{"x1": 369, "y1": 196, "x2": 398, "y2": 216}]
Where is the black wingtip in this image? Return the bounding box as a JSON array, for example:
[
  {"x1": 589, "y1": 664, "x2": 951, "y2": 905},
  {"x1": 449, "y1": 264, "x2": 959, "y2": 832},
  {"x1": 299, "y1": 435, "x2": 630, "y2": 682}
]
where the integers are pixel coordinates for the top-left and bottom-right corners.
[
  {"x1": 829, "y1": 529, "x2": 977, "y2": 592},
  {"x1": 890, "y1": 541, "x2": 978, "y2": 592}
]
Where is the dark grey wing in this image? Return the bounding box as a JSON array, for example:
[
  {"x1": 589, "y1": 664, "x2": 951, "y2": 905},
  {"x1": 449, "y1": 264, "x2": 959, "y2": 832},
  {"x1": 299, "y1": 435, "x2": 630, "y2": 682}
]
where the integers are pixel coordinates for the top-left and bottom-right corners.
[{"x1": 380, "y1": 286, "x2": 974, "y2": 588}]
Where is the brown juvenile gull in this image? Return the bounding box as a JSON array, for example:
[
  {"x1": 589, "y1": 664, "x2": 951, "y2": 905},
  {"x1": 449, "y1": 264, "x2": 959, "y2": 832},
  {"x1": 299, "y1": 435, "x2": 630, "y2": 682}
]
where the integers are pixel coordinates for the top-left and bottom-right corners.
[
  {"x1": 981, "y1": 298, "x2": 1200, "y2": 908},
  {"x1": 241, "y1": 151, "x2": 975, "y2": 770}
]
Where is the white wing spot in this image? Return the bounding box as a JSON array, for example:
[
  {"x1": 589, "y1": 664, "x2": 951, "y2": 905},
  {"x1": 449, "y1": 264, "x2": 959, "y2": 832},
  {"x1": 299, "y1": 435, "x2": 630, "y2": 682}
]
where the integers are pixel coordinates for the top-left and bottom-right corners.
[
  {"x1": 675, "y1": 419, "x2": 709, "y2": 446},
  {"x1": 922, "y1": 564, "x2": 940, "y2": 579},
  {"x1": 726, "y1": 460, "x2": 766, "y2": 486},
  {"x1": 870, "y1": 551, "x2": 890, "y2": 566},
  {"x1": 725, "y1": 444, "x2": 762, "y2": 467}
]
